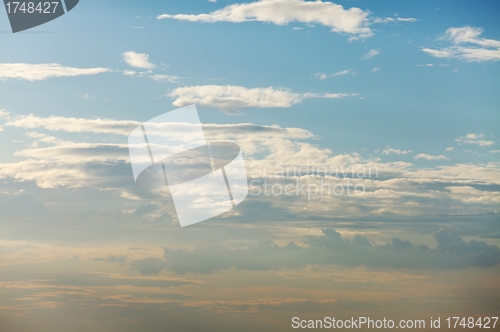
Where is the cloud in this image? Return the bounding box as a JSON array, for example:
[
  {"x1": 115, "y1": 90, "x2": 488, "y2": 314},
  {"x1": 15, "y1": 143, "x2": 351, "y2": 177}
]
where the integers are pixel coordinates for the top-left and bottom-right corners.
[
  {"x1": 445, "y1": 147, "x2": 454, "y2": 151},
  {"x1": 158, "y1": 0, "x2": 373, "y2": 38},
  {"x1": 5, "y1": 114, "x2": 140, "y2": 135},
  {"x1": 314, "y1": 69, "x2": 351, "y2": 80},
  {"x1": 371, "y1": 67, "x2": 380, "y2": 72},
  {"x1": 422, "y1": 26, "x2": 500, "y2": 62},
  {"x1": 158, "y1": 229, "x2": 500, "y2": 274},
  {"x1": 168, "y1": 85, "x2": 357, "y2": 113},
  {"x1": 373, "y1": 16, "x2": 417, "y2": 24},
  {"x1": 455, "y1": 133, "x2": 494, "y2": 147},
  {"x1": 382, "y1": 147, "x2": 412, "y2": 155},
  {"x1": 131, "y1": 258, "x2": 166, "y2": 275},
  {"x1": 149, "y1": 74, "x2": 179, "y2": 83},
  {"x1": 363, "y1": 49, "x2": 380, "y2": 59},
  {"x1": 414, "y1": 154, "x2": 449, "y2": 161},
  {"x1": 0, "y1": 63, "x2": 111, "y2": 82},
  {"x1": 2, "y1": 112, "x2": 500, "y2": 220},
  {"x1": 122, "y1": 51, "x2": 156, "y2": 69}
]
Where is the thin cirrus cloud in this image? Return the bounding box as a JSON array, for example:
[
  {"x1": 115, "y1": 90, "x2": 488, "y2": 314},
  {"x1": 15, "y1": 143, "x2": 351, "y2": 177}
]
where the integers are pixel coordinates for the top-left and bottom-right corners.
[
  {"x1": 314, "y1": 69, "x2": 351, "y2": 80},
  {"x1": 373, "y1": 16, "x2": 417, "y2": 23},
  {"x1": 0, "y1": 63, "x2": 111, "y2": 82},
  {"x1": 122, "y1": 51, "x2": 156, "y2": 69},
  {"x1": 455, "y1": 133, "x2": 494, "y2": 147},
  {"x1": 422, "y1": 26, "x2": 500, "y2": 62},
  {"x1": 168, "y1": 85, "x2": 358, "y2": 113},
  {"x1": 158, "y1": 0, "x2": 373, "y2": 38},
  {"x1": 414, "y1": 153, "x2": 449, "y2": 161}
]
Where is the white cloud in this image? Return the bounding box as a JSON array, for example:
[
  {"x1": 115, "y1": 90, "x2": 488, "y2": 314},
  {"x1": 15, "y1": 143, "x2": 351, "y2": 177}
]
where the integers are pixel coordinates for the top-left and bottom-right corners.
[
  {"x1": 149, "y1": 74, "x2": 179, "y2": 83},
  {"x1": 0, "y1": 126, "x2": 3, "y2": 132},
  {"x1": 0, "y1": 63, "x2": 111, "y2": 82},
  {"x1": 122, "y1": 51, "x2": 156, "y2": 69},
  {"x1": 455, "y1": 133, "x2": 494, "y2": 147},
  {"x1": 363, "y1": 49, "x2": 380, "y2": 59},
  {"x1": 414, "y1": 154, "x2": 449, "y2": 161},
  {"x1": 168, "y1": 85, "x2": 357, "y2": 113},
  {"x1": 445, "y1": 147, "x2": 454, "y2": 151},
  {"x1": 373, "y1": 17, "x2": 417, "y2": 23},
  {"x1": 6, "y1": 114, "x2": 140, "y2": 135},
  {"x1": 490, "y1": 150, "x2": 500, "y2": 154},
  {"x1": 422, "y1": 26, "x2": 500, "y2": 62},
  {"x1": 371, "y1": 67, "x2": 380, "y2": 72},
  {"x1": 158, "y1": 0, "x2": 373, "y2": 38},
  {"x1": 314, "y1": 69, "x2": 351, "y2": 80},
  {"x1": 382, "y1": 147, "x2": 412, "y2": 155}
]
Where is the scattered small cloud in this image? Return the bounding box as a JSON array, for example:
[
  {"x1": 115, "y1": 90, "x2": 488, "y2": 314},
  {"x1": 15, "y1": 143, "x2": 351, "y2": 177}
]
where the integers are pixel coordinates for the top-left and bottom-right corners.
[
  {"x1": 0, "y1": 63, "x2": 111, "y2": 82},
  {"x1": 489, "y1": 150, "x2": 500, "y2": 154},
  {"x1": 415, "y1": 153, "x2": 449, "y2": 161},
  {"x1": 122, "y1": 51, "x2": 156, "y2": 69},
  {"x1": 314, "y1": 69, "x2": 351, "y2": 80},
  {"x1": 363, "y1": 49, "x2": 380, "y2": 60},
  {"x1": 371, "y1": 67, "x2": 380, "y2": 72},
  {"x1": 382, "y1": 146, "x2": 412, "y2": 155},
  {"x1": 455, "y1": 133, "x2": 494, "y2": 147},
  {"x1": 422, "y1": 26, "x2": 500, "y2": 62},
  {"x1": 417, "y1": 63, "x2": 449, "y2": 67},
  {"x1": 149, "y1": 74, "x2": 179, "y2": 83},
  {"x1": 445, "y1": 147, "x2": 454, "y2": 151}
]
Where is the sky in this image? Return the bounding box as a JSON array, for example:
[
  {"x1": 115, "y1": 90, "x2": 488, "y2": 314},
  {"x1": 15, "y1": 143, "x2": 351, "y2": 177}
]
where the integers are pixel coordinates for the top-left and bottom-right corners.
[{"x1": 0, "y1": 1, "x2": 499, "y2": 331}]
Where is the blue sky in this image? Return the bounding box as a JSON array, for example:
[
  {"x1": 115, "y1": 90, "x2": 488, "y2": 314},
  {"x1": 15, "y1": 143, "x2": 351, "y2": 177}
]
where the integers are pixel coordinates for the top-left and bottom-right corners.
[{"x1": 0, "y1": 1, "x2": 499, "y2": 331}]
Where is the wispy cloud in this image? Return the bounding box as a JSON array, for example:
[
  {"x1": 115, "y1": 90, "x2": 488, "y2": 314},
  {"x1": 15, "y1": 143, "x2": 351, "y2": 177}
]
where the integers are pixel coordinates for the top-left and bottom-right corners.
[
  {"x1": 0, "y1": 63, "x2": 110, "y2": 82},
  {"x1": 149, "y1": 74, "x2": 179, "y2": 83},
  {"x1": 422, "y1": 26, "x2": 500, "y2": 62},
  {"x1": 455, "y1": 133, "x2": 494, "y2": 147},
  {"x1": 158, "y1": 0, "x2": 373, "y2": 39},
  {"x1": 168, "y1": 85, "x2": 358, "y2": 113},
  {"x1": 5, "y1": 114, "x2": 140, "y2": 135},
  {"x1": 373, "y1": 16, "x2": 417, "y2": 23},
  {"x1": 414, "y1": 153, "x2": 449, "y2": 161},
  {"x1": 382, "y1": 147, "x2": 412, "y2": 155},
  {"x1": 363, "y1": 49, "x2": 380, "y2": 59},
  {"x1": 314, "y1": 69, "x2": 351, "y2": 80},
  {"x1": 122, "y1": 51, "x2": 156, "y2": 69}
]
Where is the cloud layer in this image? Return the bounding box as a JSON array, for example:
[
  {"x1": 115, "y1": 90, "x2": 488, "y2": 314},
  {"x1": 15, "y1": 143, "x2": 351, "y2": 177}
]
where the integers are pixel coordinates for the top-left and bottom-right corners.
[{"x1": 138, "y1": 229, "x2": 500, "y2": 274}]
